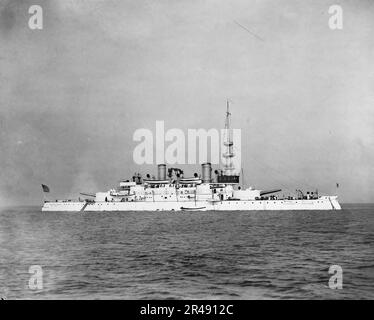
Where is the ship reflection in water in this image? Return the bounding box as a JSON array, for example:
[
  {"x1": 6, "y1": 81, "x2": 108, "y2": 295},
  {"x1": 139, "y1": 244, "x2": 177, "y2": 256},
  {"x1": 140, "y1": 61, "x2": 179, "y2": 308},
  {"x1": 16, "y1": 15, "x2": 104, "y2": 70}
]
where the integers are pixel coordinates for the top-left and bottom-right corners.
[{"x1": 0, "y1": 205, "x2": 373, "y2": 299}]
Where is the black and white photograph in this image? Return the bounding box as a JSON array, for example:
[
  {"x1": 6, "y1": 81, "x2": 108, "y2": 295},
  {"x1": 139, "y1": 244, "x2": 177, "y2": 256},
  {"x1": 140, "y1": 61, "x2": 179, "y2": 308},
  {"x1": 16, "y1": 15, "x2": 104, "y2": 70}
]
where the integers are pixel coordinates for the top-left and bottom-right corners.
[{"x1": 0, "y1": 0, "x2": 373, "y2": 306}]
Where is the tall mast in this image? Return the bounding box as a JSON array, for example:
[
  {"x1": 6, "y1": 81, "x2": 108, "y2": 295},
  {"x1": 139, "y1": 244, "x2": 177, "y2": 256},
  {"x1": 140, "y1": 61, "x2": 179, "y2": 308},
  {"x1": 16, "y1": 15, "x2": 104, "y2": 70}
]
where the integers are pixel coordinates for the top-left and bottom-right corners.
[{"x1": 223, "y1": 100, "x2": 235, "y2": 175}]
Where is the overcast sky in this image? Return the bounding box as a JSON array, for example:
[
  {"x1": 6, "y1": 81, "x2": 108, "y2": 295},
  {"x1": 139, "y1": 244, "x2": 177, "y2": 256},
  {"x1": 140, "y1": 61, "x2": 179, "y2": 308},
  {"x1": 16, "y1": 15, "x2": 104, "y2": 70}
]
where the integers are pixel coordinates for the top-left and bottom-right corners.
[{"x1": 0, "y1": 0, "x2": 373, "y2": 205}]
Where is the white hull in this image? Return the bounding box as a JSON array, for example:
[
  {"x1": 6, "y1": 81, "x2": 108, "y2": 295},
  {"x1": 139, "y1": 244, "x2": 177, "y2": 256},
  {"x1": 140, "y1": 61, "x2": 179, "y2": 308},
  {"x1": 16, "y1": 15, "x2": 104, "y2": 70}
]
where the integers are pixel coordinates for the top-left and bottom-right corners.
[{"x1": 42, "y1": 196, "x2": 341, "y2": 212}]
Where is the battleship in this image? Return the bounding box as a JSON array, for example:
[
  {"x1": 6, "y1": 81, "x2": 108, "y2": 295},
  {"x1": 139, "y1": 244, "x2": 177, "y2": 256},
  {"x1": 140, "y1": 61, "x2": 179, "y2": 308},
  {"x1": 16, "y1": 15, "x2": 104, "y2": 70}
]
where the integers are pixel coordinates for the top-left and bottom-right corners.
[{"x1": 42, "y1": 103, "x2": 341, "y2": 212}]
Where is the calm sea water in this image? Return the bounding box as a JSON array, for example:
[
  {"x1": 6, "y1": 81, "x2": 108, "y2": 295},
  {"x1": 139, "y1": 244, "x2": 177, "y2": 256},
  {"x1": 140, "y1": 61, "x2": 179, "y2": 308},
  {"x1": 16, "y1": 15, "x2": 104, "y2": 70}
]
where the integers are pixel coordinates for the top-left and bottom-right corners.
[{"x1": 0, "y1": 204, "x2": 373, "y2": 300}]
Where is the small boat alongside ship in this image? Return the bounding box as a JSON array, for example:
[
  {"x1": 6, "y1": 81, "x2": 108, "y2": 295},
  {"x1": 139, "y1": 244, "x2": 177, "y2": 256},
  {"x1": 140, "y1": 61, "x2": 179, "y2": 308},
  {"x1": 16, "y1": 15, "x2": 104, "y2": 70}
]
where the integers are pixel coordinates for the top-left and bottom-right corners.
[{"x1": 42, "y1": 103, "x2": 341, "y2": 212}]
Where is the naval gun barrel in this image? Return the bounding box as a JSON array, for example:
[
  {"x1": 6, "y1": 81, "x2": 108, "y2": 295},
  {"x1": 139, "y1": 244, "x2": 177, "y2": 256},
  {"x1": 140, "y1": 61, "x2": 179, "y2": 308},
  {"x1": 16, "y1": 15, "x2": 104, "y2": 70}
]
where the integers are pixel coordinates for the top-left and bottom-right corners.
[
  {"x1": 80, "y1": 192, "x2": 95, "y2": 197},
  {"x1": 259, "y1": 189, "x2": 282, "y2": 196}
]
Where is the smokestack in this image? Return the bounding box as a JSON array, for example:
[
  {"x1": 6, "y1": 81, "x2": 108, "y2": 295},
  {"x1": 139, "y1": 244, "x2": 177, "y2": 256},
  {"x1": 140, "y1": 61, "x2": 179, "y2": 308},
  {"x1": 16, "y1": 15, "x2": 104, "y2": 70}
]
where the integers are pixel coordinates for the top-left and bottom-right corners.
[
  {"x1": 201, "y1": 163, "x2": 212, "y2": 183},
  {"x1": 157, "y1": 164, "x2": 167, "y2": 180}
]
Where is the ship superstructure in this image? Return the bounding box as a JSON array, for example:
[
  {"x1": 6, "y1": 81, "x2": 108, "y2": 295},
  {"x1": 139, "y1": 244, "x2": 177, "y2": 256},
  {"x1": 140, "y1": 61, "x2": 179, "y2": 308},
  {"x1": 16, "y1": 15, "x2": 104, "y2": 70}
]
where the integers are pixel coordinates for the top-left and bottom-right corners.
[{"x1": 42, "y1": 104, "x2": 341, "y2": 212}]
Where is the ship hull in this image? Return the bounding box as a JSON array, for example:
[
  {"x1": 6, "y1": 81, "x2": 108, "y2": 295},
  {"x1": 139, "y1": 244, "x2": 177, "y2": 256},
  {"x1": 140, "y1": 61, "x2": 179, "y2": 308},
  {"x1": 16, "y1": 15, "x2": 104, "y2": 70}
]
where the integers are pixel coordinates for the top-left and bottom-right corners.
[{"x1": 42, "y1": 197, "x2": 341, "y2": 212}]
